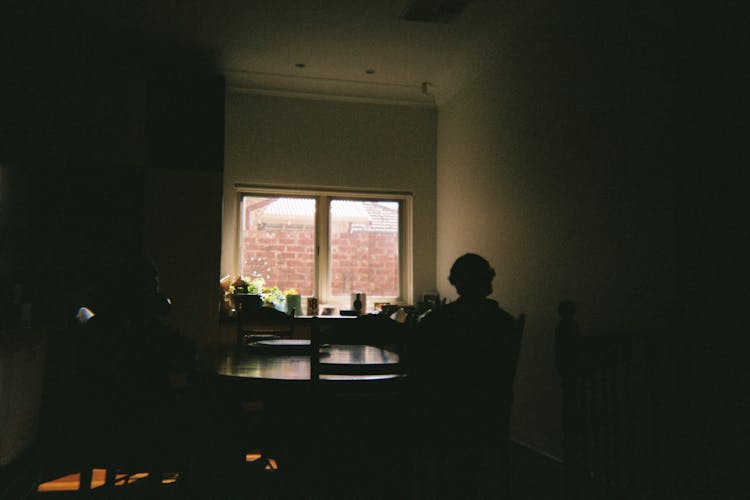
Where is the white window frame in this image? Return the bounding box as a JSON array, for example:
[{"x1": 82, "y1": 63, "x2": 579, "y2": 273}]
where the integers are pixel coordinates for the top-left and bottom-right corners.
[{"x1": 235, "y1": 185, "x2": 413, "y2": 310}]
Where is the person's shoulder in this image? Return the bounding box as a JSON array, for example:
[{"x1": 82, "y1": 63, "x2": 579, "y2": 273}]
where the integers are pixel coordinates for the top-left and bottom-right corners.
[
  {"x1": 423, "y1": 301, "x2": 462, "y2": 321},
  {"x1": 476, "y1": 300, "x2": 520, "y2": 332},
  {"x1": 495, "y1": 304, "x2": 517, "y2": 322},
  {"x1": 414, "y1": 302, "x2": 456, "y2": 332}
]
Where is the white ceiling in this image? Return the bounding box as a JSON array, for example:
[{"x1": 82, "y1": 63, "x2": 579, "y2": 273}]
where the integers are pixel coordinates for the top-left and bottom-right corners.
[{"x1": 6, "y1": 0, "x2": 507, "y2": 106}]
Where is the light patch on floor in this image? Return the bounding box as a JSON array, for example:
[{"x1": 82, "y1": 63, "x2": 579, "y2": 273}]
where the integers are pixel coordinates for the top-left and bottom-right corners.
[
  {"x1": 245, "y1": 452, "x2": 278, "y2": 471},
  {"x1": 37, "y1": 470, "x2": 179, "y2": 492}
]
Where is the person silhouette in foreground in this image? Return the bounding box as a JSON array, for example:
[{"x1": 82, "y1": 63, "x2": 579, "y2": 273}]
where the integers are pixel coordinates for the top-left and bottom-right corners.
[
  {"x1": 77, "y1": 257, "x2": 206, "y2": 485},
  {"x1": 81, "y1": 257, "x2": 195, "y2": 412},
  {"x1": 78, "y1": 257, "x2": 258, "y2": 492},
  {"x1": 411, "y1": 253, "x2": 523, "y2": 499}
]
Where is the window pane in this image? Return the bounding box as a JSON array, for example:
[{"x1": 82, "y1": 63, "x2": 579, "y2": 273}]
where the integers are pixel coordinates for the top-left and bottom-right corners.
[
  {"x1": 240, "y1": 196, "x2": 315, "y2": 296},
  {"x1": 329, "y1": 200, "x2": 399, "y2": 297}
]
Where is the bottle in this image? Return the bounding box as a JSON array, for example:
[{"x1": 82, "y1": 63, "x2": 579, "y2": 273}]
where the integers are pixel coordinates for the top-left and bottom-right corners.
[{"x1": 353, "y1": 293, "x2": 362, "y2": 316}]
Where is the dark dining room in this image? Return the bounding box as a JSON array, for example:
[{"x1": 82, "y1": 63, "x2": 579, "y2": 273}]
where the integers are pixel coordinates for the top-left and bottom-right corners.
[{"x1": 1, "y1": 0, "x2": 746, "y2": 499}]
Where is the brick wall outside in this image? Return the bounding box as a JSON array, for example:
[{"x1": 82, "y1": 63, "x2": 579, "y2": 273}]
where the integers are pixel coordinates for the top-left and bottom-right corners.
[
  {"x1": 329, "y1": 231, "x2": 398, "y2": 296},
  {"x1": 242, "y1": 229, "x2": 315, "y2": 295},
  {"x1": 242, "y1": 229, "x2": 398, "y2": 297}
]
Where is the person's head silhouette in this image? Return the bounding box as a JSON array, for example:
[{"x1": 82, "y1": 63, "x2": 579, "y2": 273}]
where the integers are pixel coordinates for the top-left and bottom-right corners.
[
  {"x1": 448, "y1": 253, "x2": 496, "y2": 298},
  {"x1": 91, "y1": 256, "x2": 168, "y2": 317}
]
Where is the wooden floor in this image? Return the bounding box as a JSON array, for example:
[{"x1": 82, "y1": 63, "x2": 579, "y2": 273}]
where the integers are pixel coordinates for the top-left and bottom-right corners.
[{"x1": 31, "y1": 442, "x2": 563, "y2": 499}]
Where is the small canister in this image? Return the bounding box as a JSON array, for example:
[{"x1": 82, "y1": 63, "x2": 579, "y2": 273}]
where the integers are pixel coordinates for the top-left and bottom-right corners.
[
  {"x1": 307, "y1": 297, "x2": 319, "y2": 316},
  {"x1": 285, "y1": 294, "x2": 302, "y2": 317}
]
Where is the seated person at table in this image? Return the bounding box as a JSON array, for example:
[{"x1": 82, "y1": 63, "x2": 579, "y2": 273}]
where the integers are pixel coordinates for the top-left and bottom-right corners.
[
  {"x1": 81, "y1": 257, "x2": 195, "y2": 403},
  {"x1": 77, "y1": 257, "x2": 199, "y2": 463},
  {"x1": 411, "y1": 253, "x2": 521, "y2": 499}
]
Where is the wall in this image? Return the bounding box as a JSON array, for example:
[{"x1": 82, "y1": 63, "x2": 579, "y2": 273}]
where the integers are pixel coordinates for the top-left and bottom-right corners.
[
  {"x1": 436, "y1": 1, "x2": 676, "y2": 457},
  {"x1": 223, "y1": 92, "x2": 437, "y2": 303}
]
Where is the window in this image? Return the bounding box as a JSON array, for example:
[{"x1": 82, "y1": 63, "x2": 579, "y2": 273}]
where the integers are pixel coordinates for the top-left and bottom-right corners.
[{"x1": 237, "y1": 187, "x2": 412, "y2": 310}]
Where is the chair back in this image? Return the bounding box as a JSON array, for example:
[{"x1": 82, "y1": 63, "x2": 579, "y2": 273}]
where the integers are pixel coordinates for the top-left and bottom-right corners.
[
  {"x1": 509, "y1": 313, "x2": 526, "y2": 385},
  {"x1": 310, "y1": 314, "x2": 408, "y2": 383},
  {"x1": 237, "y1": 306, "x2": 295, "y2": 346},
  {"x1": 554, "y1": 302, "x2": 674, "y2": 499},
  {"x1": 306, "y1": 315, "x2": 411, "y2": 497}
]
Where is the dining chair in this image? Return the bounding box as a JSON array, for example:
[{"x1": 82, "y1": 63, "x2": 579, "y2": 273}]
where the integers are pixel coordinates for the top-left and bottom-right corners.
[
  {"x1": 58, "y1": 366, "x2": 259, "y2": 497},
  {"x1": 303, "y1": 315, "x2": 411, "y2": 498},
  {"x1": 40, "y1": 370, "x2": 192, "y2": 496},
  {"x1": 509, "y1": 312, "x2": 526, "y2": 400},
  {"x1": 236, "y1": 306, "x2": 295, "y2": 347},
  {"x1": 37, "y1": 300, "x2": 230, "y2": 497},
  {"x1": 232, "y1": 307, "x2": 297, "y2": 479},
  {"x1": 408, "y1": 311, "x2": 526, "y2": 499},
  {"x1": 310, "y1": 313, "x2": 409, "y2": 384},
  {"x1": 482, "y1": 312, "x2": 526, "y2": 498},
  {"x1": 555, "y1": 303, "x2": 642, "y2": 499}
]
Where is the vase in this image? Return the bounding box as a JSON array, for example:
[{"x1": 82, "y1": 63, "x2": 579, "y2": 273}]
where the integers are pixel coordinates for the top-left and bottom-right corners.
[{"x1": 285, "y1": 294, "x2": 302, "y2": 316}]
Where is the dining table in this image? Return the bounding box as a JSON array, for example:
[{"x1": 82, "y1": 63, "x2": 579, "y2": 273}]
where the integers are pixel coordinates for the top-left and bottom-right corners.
[
  {"x1": 204, "y1": 339, "x2": 401, "y2": 386},
  {"x1": 194, "y1": 338, "x2": 405, "y2": 449},
  {"x1": 192, "y1": 337, "x2": 409, "y2": 494}
]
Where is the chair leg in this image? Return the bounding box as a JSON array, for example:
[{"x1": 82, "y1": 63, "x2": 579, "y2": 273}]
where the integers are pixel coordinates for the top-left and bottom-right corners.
[
  {"x1": 79, "y1": 467, "x2": 93, "y2": 491},
  {"x1": 105, "y1": 466, "x2": 117, "y2": 487}
]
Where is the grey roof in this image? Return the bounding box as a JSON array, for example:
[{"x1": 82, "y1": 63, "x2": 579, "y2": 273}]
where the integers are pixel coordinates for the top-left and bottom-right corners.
[{"x1": 258, "y1": 198, "x2": 398, "y2": 232}]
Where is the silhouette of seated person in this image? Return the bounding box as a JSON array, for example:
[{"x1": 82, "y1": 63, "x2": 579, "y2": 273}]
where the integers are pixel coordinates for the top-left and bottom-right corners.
[
  {"x1": 77, "y1": 257, "x2": 197, "y2": 466},
  {"x1": 411, "y1": 253, "x2": 521, "y2": 498}
]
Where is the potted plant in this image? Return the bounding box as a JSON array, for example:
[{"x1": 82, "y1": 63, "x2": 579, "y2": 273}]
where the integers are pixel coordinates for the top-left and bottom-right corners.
[
  {"x1": 261, "y1": 285, "x2": 284, "y2": 310},
  {"x1": 245, "y1": 277, "x2": 264, "y2": 295}
]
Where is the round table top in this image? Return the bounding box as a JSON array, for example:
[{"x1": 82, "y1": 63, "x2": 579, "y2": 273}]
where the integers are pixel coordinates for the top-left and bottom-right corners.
[{"x1": 207, "y1": 341, "x2": 401, "y2": 382}]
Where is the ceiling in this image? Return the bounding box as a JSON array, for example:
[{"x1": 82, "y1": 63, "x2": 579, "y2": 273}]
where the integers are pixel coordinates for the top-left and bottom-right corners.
[{"x1": 5, "y1": 0, "x2": 507, "y2": 106}]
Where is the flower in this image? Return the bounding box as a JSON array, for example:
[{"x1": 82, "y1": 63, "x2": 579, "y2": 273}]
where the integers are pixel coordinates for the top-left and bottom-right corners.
[
  {"x1": 242, "y1": 277, "x2": 265, "y2": 295},
  {"x1": 261, "y1": 285, "x2": 284, "y2": 305}
]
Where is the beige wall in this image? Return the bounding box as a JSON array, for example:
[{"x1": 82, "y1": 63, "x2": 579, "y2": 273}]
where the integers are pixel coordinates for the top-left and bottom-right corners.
[
  {"x1": 223, "y1": 92, "x2": 437, "y2": 303},
  {"x1": 436, "y1": 1, "x2": 676, "y2": 456}
]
